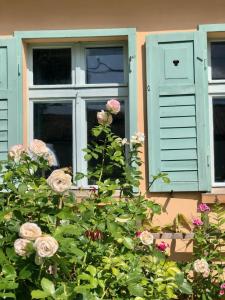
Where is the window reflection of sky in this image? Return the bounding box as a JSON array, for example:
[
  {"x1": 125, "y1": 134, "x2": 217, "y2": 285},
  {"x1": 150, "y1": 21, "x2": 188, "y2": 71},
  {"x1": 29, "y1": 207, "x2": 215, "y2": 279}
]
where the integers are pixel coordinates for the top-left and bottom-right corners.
[
  {"x1": 211, "y1": 42, "x2": 225, "y2": 79},
  {"x1": 86, "y1": 47, "x2": 124, "y2": 83}
]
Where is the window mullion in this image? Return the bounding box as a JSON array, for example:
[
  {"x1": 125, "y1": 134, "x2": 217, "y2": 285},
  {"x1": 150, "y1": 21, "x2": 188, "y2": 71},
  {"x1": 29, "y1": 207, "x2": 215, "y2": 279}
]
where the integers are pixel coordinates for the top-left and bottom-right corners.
[{"x1": 75, "y1": 96, "x2": 88, "y2": 186}]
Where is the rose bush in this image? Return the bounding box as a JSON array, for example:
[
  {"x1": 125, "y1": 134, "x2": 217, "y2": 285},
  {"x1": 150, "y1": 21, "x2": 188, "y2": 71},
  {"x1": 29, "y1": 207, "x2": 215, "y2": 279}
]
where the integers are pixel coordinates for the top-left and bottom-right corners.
[
  {"x1": 179, "y1": 203, "x2": 225, "y2": 299},
  {"x1": 0, "y1": 99, "x2": 194, "y2": 299}
]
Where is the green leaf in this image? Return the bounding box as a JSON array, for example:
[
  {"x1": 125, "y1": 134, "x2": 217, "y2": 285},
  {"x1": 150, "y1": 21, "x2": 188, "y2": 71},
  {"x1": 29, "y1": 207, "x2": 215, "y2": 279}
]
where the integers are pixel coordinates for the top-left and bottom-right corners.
[
  {"x1": 41, "y1": 278, "x2": 55, "y2": 296},
  {"x1": 2, "y1": 264, "x2": 16, "y2": 280},
  {"x1": 75, "y1": 172, "x2": 85, "y2": 181},
  {"x1": 128, "y1": 284, "x2": 145, "y2": 297},
  {"x1": 179, "y1": 280, "x2": 193, "y2": 295},
  {"x1": 18, "y1": 183, "x2": 27, "y2": 194},
  {"x1": 151, "y1": 203, "x2": 161, "y2": 214},
  {"x1": 84, "y1": 154, "x2": 92, "y2": 161},
  {"x1": 86, "y1": 265, "x2": 97, "y2": 277},
  {"x1": 19, "y1": 265, "x2": 32, "y2": 280},
  {"x1": 31, "y1": 290, "x2": 50, "y2": 299},
  {"x1": 0, "y1": 292, "x2": 16, "y2": 299},
  {"x1": 0, "y1": 280, "x2": 18, "y2": 290},
  {"x1": 175, "y1": 272, "x2": 184, "y2": 285},
  {"x1": 123, "y1": 237, "x2": 134, "y2": 250}
]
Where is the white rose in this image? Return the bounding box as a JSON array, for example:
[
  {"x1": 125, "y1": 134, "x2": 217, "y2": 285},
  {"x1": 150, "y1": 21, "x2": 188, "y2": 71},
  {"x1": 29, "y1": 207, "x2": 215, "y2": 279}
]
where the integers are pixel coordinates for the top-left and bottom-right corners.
[
  {"x1": 34, "y1": 236, "x2": 58, "y2": 257},
  {"x1": 19, "y1": 222, "x2": 42, "y2": 241},
  {"x1": 97, "y1": 110, "x2": 113, "y2": 125},
  {"x1": 14, "y1": 238, "x2": 32, "y2": 256},
  {"x1": 29, "y1": 139, "x2": 49, "y2": 156},
  {"x1": 193, "y1": 259, "x2": 209, "y2": 273},
  {"x1": 45, "y1": 152, "x2": 57, "y2": 167},
  {"x1": 202, "y1": 269, "x2": 210, "y2": 278},
  {"x1": 9, "y1": 144, "x2": 26, "y2": 161},
  {"x1": 47, "y1": 169, "x2": 72, "y2": 193},
  {"x1": 139, "y1": 230, "x2": 154, "y2": 245},
  {"x1": 122, "y1": 138, "x2": 128, "y2": 145},
  {"x1": 131, "y1": 132, "x2": 145, "y2": 144}
]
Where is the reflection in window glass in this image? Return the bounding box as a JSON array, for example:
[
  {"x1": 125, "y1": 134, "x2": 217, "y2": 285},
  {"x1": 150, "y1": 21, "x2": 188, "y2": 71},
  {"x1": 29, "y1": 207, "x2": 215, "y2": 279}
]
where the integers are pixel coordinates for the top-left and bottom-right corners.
[
  {"x1": 213, "y1": 98, "x2": 225, "y2": 182},
  {"x1": 34, "y1": 102, "x2": 73, "y2": 169},
  {"x1": 211, "y1": 42, "x2": 225, "y2": 80},
  {"x1": 33, "y1": 48, "x2": 72, "y2": 85},
  {"x1": 86, "y1": 101, "x2": 125, "y2": 184},
  {"x1": 86, "y1": 47, "x2": 124, "y2": 84}
]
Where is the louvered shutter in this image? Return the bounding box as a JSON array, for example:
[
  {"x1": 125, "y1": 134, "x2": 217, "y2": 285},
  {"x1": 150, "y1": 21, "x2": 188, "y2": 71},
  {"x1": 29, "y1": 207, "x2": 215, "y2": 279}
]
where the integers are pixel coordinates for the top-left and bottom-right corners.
[
  {"x1": 0, "y1": 38, "x2": 20, "y2": 160},
  {"x1": 146, "y1": 31, "x2": 210, "y2": 192}
]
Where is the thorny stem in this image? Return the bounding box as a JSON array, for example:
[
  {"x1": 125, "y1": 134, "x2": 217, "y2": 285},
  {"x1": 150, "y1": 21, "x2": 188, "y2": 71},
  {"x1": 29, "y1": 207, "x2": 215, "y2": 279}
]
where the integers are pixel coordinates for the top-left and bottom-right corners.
[
  {"x1": 56, "y1": 195, "x2": 64, "y2": 227},
  {"x1": 98, "y1": 131, "x2": 108, "y2": 188}
]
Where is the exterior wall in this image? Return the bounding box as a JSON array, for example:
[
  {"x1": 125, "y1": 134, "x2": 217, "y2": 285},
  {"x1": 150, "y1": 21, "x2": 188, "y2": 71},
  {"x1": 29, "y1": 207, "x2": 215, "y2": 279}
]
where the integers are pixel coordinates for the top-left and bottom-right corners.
[{"x1": 1, "y1": 0, "x2": 225, "y2": 257}]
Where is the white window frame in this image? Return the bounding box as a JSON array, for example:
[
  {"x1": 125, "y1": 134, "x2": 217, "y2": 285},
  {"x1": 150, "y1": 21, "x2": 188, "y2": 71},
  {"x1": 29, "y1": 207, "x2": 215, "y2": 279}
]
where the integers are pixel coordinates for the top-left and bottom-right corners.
[
  {"x1": 28, "y1": 41, "x2": 129, "y2": 187},
  {"x1": 208, "y1": 40, "x2": 225, "y2": 186}
]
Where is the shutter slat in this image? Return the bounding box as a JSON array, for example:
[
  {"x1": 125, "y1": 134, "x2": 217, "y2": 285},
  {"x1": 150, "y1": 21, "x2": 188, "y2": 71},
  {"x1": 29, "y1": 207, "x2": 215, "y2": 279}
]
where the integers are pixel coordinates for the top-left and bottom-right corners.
[
  {"x1": 165, "y1": 171, "x2": 198, "y2": 182},
  {"x1": 0, "y1": 131, "x2": 8, "y2": 141},
  {"x1": 160, "y1": 106, "x2": 195, "y2": 117},
  {"x1": 0, "y1": 141, "x2": 8, "y2": 152},
  {"x1": 0, "y1": 110, "x2": 7, "y2": 119},
  {"x1": 160, "y1": 95, "x2": 195, "y2": 107},
  {"x1": 0, "y1": 100, "x2": 7, "y2": 109},
  {"x1": 161, "y1": 149, "x2": 197, "y2": 160},
  {"x1": 161, "y1": 138, "x2": 197, "y2": 149},
  {"x1": 160, "y1": 116, "x2": 196, "y2": 128},
  {"x1": 161, "y1": 160, "x2": 198, "y2": 171},
  {"x1": 161, "y1": 128, "x2": 196, "y2": 139},
  {"x1": 0, "y1": 152, "x2": 7, "y2": 160},
  {"x1": 0, "y1": 120, "x2": 7, "y2": 130}
]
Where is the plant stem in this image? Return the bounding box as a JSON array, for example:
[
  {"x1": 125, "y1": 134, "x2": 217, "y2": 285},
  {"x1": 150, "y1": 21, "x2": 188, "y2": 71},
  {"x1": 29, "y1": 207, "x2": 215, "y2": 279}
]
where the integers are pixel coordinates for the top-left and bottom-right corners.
[{"x1": 98, "y1": 132, "x2": 108, "y2": 185}]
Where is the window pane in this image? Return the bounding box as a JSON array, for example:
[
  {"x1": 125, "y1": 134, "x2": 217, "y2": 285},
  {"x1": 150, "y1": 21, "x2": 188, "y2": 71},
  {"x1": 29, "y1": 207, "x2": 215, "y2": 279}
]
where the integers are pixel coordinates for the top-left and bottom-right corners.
[
  {"x1": 211, "y1": 42, "x2": 225, "y2": 80},
  {"x1": 213, "y1": 98, "x2": 225, "y2": 182},
  {"x1": 33, "y1": 48, "x2": 72, "y2": 85},
  {"x1": 86, "y1": 47, "x2": 124, "y2": 84},
  {"x1": 86, "y1": 101, "x2": 125, "y2": 184},
  {"x1": 33, "y1": 102, "x2": 73, "y2": 169}
]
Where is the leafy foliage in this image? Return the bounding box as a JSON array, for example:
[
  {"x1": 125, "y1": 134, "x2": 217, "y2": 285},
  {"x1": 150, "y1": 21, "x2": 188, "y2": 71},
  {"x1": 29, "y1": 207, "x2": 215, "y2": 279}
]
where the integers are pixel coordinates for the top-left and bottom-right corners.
[
  {"x1": 179, "y1": 204, "x2": 225, "y2": 299},
  {"x1": 0, "y1": 108, "x2": 192, "y2": 299}
]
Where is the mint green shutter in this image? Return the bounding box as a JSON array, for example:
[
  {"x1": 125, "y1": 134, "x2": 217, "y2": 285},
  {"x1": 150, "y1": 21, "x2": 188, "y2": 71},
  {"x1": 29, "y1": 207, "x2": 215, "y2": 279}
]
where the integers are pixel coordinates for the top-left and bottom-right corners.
[
  {"x1": 146, "y1": 31, "x2": 210, "y2": 192},
  {"x1": 0, "y1": 38, "x2": 20, "y2": 160}
]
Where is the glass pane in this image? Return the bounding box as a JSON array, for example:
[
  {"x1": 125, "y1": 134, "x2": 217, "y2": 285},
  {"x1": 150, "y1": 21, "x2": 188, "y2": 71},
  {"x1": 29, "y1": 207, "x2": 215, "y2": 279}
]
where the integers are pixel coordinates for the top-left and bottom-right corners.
[
  {"x1": 86, "y1": 47, "x2": 124, "y2": 84},
  {"x1": 33, "y1": 48, "x2": 72, "y2": 85},
  {"x1": 86, "y1": 101, "x2": 125, "y2": 184},
  {"x1": 211, "y1": 42, "x2": 225, "y2": 80},
  {"x1": 33, "y1": 102, "x2": 73, "y2": 169},
  {"x1": 213, "y1": 98, "x2": 225, "y2": 182}
]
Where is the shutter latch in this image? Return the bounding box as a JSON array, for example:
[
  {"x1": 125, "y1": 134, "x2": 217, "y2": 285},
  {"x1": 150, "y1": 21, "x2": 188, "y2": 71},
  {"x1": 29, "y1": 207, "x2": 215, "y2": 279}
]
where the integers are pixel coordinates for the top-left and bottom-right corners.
[
  {"x1": 147, "y1": 85, "x2": 150, "y2": 92},
  {"x1": 129, "y1": 55, "x2": 135, "y2": 73}
]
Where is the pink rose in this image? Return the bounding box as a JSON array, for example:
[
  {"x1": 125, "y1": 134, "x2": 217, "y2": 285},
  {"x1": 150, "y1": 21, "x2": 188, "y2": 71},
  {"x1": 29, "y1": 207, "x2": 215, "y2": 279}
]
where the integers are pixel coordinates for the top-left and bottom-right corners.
[
  {"x1": 156, "y1": 241, "x2": 169, "y2": 252},
  {"x1": 219, "y1": 290, "x2": 225, "y2": 296},
  {"x1": 97, "y1": 110, "x2": 113, "y2": 125},
  {"x1": 135, "y1": 231, "x2": 142, "y2": 238},
  {"x1": 220, "y1": 283, "x2": 225, "y2": 289},
  {"x1": 193, "y1": 218, "x2": 203, "y2": 226},
  {"x1": 106, "y1": 99, "x2": 120, "y2": 115},
  {"x1": 198, "y1": 203, "x2": 210, "y2": 213}
]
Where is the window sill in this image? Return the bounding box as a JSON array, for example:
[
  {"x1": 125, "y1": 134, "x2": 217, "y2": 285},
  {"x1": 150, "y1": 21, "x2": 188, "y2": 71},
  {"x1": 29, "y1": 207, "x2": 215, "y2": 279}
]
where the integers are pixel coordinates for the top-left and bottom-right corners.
[{"x1": 201, "y1": 192, "x2": 225, "y2": 203}]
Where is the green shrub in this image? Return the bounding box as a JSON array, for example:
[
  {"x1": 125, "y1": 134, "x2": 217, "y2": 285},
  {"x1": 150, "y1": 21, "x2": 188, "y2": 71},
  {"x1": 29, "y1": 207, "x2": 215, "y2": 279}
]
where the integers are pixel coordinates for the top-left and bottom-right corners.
[{"x1": 0, "y1": 100, "x2": 191, "y2": 299}]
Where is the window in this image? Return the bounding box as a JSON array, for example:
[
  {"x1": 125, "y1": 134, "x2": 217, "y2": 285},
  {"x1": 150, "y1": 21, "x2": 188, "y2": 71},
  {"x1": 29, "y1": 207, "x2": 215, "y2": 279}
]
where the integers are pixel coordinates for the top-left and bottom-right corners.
[
  {"x1": 28, "y1": 42, "x2": 128, "y2": 186},
  {"x1": 209, "y1": 41, "x2": 225, "y2": 186}
]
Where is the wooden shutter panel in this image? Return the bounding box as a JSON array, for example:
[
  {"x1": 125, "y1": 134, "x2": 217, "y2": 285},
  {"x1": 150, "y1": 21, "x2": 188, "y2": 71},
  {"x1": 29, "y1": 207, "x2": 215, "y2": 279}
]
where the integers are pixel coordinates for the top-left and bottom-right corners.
[
  {"x1": 146, "y1": 31, "x2": 210, "y2": 192},
  {"x1": 0, "y1": 38, "x2": 20, "y2": 160}
]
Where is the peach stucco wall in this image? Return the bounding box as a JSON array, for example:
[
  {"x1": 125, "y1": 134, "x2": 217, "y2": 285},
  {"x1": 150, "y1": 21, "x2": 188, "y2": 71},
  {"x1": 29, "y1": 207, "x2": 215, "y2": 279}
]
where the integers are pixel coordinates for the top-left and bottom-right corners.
[{"x1": 1, "y1": 0, "x2": 225, "y2": 256}]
